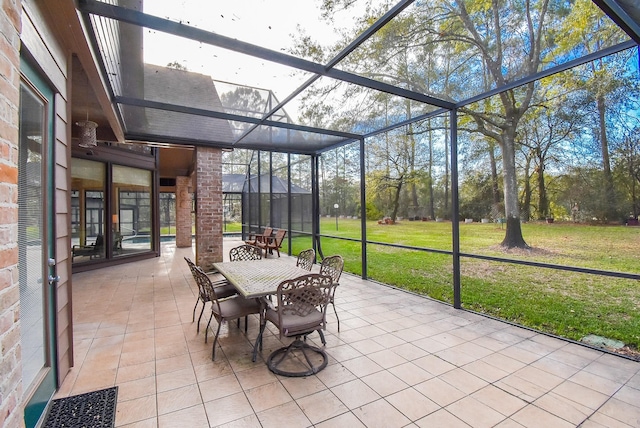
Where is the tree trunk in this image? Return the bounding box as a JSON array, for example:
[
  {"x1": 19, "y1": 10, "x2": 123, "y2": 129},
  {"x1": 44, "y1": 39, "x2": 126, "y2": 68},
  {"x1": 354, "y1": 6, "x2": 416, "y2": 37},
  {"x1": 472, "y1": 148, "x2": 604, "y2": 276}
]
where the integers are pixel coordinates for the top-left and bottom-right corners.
[
  {"x1": 500, "y1": 132, "x2": 529, "y2": 248},
  {"x1": 502, "y1": 216, "x2": 527, "y2": 248},
  {"x1": 537, "y1": 153, "x2": 548, "y2": 220},
  {"x1": 411, "y1": 183, "x2": 418, "y2": 211},
  {"x1": 597, "y1": 94, "x2": 616, "y2": 220},
  {"x1": 390, "y1": 179, "x2": 403, "y2": 222},
  {"x1": 489, "y1": 143, "x2": 500, "y2": 206},
  {"x1": 409, "y1": 122, "x2": 419, "y2": 211},
  {"x1": 522, "y1": 154, "x2": 532, "y2": 222}
]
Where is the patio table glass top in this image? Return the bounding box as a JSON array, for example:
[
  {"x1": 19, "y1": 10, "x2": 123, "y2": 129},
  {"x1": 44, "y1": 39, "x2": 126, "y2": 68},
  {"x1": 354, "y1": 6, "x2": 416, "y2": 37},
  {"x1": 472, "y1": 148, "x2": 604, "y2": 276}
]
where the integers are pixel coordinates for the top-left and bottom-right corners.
[{"x1": 213, "y1": 258, "x2": 312, "y2": 298}]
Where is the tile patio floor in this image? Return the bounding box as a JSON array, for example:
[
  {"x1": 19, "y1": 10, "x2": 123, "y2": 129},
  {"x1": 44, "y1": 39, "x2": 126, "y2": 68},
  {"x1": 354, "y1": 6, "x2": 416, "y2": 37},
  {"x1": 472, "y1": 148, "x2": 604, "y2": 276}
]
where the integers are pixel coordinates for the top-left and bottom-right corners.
[{"x1": 56, "y1": 238, "x2": 640, "y2": 427}]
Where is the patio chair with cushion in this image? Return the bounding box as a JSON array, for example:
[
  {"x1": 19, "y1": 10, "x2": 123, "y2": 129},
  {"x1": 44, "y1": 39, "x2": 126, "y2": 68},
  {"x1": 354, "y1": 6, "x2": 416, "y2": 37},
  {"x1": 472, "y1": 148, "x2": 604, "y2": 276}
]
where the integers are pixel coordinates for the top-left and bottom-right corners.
[
  {"x1": 320, "y1": 255, "x2": 344, "y2": 332},
  {"x1": 245, "y1": 226, "x2": 273, "y2": 247},
  {"x1": 257, "y1": 273, "x2": 336, "y2": 376},
  {"x1": 256, "y1": 228, "x2": 287, "y2": 257},
  {"x1": 184, "y1": 257, "x2": 237, "y2": 333},
  {"x1": 191, "y1": 265, "x2": 262, "y2": 361},
  {"x1": 225, "y1": 244, "x2": 262, "y2": 329},
  {"x1": 229, "y1": 244, "x2": 263, "y2": 261},
  {"x1": 72, "y1": 234, "x2": 104, "y2": 261},
  {"x1": 296, "y1": 248, "x2": 316, "y2": 271}
]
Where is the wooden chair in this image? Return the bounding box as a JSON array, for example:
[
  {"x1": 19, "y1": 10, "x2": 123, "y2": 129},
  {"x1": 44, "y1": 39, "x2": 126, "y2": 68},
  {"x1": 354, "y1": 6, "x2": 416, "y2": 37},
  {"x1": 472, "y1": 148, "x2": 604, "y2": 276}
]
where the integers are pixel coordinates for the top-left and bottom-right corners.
[
  {"x1": 245, "y1": 227, "x2": 273, "y2": 246},
  {"x1": 191, "y1": 265, "x2": 262, "y2": 361},
  {"x1": 320, "y1": 255, "x2": 344, "y2": 332},
  {"x1": 296, "y1": 248, "x2": 316, "y2": 271},
  {"x1": 257, "y1": 229, "x2": 287, "y2": 257}
]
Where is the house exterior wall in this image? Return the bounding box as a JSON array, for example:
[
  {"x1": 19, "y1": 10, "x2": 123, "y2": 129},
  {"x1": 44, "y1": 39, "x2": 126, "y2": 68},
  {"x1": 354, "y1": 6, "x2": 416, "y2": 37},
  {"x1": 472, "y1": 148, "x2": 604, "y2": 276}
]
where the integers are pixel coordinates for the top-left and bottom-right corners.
[
  {"x1": 195, "y1": 147, "x2": 224, "y2": 270},
  {"x1": 0, "y1": 1, "x2": 25, "y2": 426}
]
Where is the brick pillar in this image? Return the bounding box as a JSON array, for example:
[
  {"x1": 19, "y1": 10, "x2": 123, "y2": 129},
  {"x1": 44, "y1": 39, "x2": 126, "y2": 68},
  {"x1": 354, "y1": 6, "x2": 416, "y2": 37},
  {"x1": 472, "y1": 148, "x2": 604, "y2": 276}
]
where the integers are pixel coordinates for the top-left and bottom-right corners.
[
  {"x1": 175, "y1": 176, "x2": 193, "y2": 248},
  {"x1": 0, "y1": 1, "x2": 25, "y2": 427},
  {"x1": 195, "y1": 147, "x2": 223, "y2": 270}
]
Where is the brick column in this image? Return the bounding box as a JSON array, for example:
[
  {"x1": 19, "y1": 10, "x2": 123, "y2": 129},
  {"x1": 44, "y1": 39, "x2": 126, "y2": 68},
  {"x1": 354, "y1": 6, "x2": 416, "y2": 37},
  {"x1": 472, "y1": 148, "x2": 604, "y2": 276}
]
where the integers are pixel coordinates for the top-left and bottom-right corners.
[
  {"x1": 175, "y1": 176, "x2": 193, "y2": 248},
  {"x1": 0, "y1": 1, "x2": 25, "y2": 427},
  {"x1": 195, "y1": 147, "x2": 223, "y2": 270}
]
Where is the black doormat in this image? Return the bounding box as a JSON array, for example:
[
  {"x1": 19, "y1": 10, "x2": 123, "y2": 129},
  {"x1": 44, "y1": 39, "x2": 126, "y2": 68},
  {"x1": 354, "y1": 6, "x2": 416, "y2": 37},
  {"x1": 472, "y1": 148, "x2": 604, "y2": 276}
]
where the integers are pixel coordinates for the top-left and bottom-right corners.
[{"x1": 43, "y1": 386, "x2": 118, "y2": 428}]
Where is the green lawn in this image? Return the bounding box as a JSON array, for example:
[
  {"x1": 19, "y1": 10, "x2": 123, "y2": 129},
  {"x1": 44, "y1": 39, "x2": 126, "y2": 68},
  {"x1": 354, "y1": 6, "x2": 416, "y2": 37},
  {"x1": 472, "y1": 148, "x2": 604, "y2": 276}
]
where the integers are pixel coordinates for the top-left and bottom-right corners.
[
  {"x1": 283, "y1": 218, "x2": 640, "y2": 351},
  {"x1": 223, "y1": 222, "x2": 242, "y2": 233}
]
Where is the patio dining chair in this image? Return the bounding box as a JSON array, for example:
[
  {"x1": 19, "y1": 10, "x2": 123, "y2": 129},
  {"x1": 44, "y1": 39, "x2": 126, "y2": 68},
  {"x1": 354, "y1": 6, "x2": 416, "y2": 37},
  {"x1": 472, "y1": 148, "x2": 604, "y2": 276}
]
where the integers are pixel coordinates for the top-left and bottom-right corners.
[
  {"x1": 191, "y1": 265, "x2": 262, "y2": 361},
  {"x1": 319, "y1": 255, "x2": 344, "y2": 332},
  {"x1": 258, "y1": 273, "x2": 336, "y2": 376},
  {"x1": 296, "y1": 248, "x2": 316, "y2": 271},
  {"x1": 229, "y1": 244, "x2": 263, "y2": 261},
  {"x1": 227, "y1": 244, "x2": 262, "y2": 327},
  {"x1": 184, "y1": 257, "x2": 237, "y2": 333}
]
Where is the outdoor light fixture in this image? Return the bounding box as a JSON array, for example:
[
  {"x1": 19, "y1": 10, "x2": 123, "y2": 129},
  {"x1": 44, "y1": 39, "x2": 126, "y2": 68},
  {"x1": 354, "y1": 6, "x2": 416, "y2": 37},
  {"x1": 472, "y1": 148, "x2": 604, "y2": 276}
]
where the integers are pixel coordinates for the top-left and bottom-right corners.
[
  {"x1": 334, "y1": 203, "x2": 339, "y2": 231},
  {"x1": 76, "y1": 114, "x2": 98, "y2": 148}
]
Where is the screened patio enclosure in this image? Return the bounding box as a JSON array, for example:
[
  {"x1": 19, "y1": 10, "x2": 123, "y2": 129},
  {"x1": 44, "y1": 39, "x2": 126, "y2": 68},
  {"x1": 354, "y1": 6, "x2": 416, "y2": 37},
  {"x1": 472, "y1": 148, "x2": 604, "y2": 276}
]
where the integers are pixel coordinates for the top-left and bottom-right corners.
[{"x1": 78, "y1": 0, "x2": 640, "y2": 355}]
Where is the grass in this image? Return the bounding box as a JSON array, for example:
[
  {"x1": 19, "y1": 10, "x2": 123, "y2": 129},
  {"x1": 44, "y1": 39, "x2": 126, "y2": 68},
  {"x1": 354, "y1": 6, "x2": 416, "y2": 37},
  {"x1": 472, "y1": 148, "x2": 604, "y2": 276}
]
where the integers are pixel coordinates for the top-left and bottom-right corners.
[
  {"x1": 281, "y1": 217, "x2": 640, "y2": 351},
  {"x1": 223, "y1": 222, "x2": 242, "y2": 233}
]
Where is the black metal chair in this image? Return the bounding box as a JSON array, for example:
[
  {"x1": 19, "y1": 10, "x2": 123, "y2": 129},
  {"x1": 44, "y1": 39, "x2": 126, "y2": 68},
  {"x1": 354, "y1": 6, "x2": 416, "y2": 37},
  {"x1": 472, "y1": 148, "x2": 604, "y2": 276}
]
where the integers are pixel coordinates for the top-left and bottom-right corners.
[
  {"x1": 184, "y1": 257, "x2": 237, "y2": 333},
  {"x1": 257, "y1": 273, "x2": 336, "y2": 376},
  {"x1": 191, "y1": 265, "x2": 262, "y2": 361},
  {"x1": 319, "y1": 255, "x2": 344, "y2": 332},
  {"x1": 296, "y1": 248, "x2": 316, "y2": 271}
]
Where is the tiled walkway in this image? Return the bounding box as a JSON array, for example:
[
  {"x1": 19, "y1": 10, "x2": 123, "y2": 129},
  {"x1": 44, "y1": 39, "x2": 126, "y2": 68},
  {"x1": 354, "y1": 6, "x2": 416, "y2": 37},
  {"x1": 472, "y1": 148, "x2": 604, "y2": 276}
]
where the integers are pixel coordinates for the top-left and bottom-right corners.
[{"x1": 57, "y1": 238, "x2": 640, "y2": 427}]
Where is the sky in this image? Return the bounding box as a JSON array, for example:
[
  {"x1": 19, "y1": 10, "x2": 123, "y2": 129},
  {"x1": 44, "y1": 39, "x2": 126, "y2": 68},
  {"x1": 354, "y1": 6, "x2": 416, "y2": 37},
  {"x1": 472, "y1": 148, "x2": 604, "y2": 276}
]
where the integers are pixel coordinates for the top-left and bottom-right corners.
[{"x1": 141, "y1": 0, "x2": 353, "y2": 119}]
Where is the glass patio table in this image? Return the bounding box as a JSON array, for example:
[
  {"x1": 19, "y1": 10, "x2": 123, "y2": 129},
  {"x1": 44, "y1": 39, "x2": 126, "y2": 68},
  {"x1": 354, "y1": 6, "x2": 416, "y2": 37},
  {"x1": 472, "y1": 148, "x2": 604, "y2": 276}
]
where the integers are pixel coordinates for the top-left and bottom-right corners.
[{"x1": 212, "y1": 258, "x2": 314, "y2": 361}]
